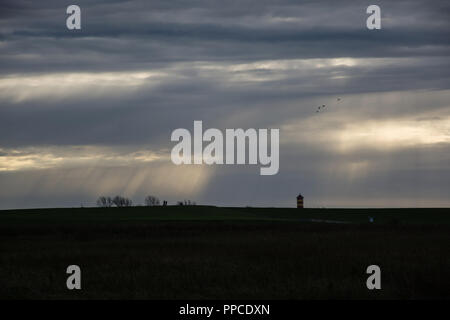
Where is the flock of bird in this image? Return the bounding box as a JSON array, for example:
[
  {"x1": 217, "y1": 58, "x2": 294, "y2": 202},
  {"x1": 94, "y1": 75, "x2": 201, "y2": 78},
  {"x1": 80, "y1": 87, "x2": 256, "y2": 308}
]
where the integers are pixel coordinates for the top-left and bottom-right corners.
[{"x1": 315, "y1": 97, "x2": 341, "y2": 113}]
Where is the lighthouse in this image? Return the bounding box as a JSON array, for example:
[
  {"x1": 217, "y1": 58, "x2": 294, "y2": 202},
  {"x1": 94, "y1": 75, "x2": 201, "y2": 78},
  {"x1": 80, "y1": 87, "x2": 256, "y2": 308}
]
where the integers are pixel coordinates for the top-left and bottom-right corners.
[{"x1": 296, "y1": 194, "x2": 304, "y2": 208}]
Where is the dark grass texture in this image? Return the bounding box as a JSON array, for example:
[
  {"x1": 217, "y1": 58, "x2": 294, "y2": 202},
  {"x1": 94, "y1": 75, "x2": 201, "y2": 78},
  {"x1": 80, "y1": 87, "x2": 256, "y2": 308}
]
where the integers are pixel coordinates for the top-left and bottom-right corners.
[{"x1": 0, "y1": 206, "x2": 449, "y2": 299}]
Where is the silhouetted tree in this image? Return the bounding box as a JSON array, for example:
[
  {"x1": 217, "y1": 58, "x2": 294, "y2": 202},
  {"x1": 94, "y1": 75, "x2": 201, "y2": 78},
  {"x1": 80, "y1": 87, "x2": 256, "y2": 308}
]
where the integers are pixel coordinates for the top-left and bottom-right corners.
[
  {"x1": 96, "y1": 196, "x2": 113, "y2": 207},
  {"x1": 145, "y1": 195, "x2": 160, "y2": 206},
  {"x1": 112, "y1": 195, "x2": 132, "y2": 207}
]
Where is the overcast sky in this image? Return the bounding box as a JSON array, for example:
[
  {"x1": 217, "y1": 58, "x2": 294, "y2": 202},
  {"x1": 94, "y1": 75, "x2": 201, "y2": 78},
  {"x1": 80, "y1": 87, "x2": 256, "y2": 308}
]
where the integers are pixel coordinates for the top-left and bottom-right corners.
[{"x1": 0, "y1": 0, "x2": 449, "y2": 209}]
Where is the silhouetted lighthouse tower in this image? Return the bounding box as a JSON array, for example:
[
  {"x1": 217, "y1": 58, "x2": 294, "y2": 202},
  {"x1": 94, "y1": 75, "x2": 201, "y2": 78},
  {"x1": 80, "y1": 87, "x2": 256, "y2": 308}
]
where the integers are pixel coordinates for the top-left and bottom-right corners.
[{"x1": 297, "y1": 194, "x2": 304, "y2": 208}]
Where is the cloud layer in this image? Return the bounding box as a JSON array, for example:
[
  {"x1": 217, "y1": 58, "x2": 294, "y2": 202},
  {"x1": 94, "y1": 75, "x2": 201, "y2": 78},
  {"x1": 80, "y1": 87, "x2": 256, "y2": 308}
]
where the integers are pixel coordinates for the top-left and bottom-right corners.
[{"x1": 0, "y1": 0, "x2": 449, "y2": 208}]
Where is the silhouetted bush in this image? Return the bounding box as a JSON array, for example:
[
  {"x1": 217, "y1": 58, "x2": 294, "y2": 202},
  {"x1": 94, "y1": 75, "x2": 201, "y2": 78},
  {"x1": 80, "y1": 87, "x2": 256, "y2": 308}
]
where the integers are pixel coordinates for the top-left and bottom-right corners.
[{"x1": 177, "y1": 200, "x2": 196, "y2": 206}]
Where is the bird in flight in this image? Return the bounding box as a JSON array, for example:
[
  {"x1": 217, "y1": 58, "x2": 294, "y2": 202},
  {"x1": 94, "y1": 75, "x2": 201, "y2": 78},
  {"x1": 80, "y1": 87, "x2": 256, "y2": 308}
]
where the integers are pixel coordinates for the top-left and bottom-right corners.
[
  {"x1": 315, "y1": 98, "x2": 342, "y2": 114},
  {"x1": 316, "y1": 104, "x2": 326, "y2": 113}
]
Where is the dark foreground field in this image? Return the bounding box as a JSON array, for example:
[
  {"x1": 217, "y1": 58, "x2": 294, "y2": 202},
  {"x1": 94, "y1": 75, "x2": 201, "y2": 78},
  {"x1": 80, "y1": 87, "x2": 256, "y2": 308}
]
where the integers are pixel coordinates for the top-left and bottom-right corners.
[{"x1": 0, "y1": 206, "x2": 449, "y2": 299}]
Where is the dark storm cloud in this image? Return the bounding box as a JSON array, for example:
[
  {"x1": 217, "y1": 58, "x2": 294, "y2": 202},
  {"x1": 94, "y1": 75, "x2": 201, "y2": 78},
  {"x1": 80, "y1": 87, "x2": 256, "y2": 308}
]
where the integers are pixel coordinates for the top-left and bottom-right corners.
[
  {"x1": 0, "y1": 0, "x2": 449, "y2": 74},
  {"x1": 1, "y1": 28, "x2": 449, "y2": 75},
  {"x1": 1, "y1": 54, "x2": 449, "y2": 148}
]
